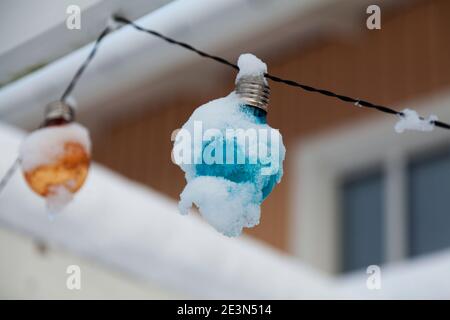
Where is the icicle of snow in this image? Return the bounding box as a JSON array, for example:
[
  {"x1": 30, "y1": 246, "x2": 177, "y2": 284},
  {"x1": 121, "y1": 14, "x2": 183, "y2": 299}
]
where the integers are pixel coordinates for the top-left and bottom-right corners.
[
  {"x1": 236, "y1": 53, "x2": 268, "y2": 85},
  {"x1": 19, "y1": 123, "x2": 91, "y2": 171},
  {"x1": 395, "y1": 108, "x2": 438, "y2": 133},
  {"x1": 46, "y1": 185, "x2": 74, "y2": 218}
]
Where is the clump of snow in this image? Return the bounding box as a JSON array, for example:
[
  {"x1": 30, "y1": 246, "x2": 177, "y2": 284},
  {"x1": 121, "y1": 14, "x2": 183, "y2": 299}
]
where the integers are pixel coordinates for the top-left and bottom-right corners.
[
  {"x1": 236, "y1": 53, "x2": 268, "y2": 84},
  {"x1": 173, "y1": 54, "x2": 285, "y2": 237},
  {"x1": 179, "y1": 177, "x2": 261, "y2": 237},
  {"x1": 65, "y1": 96, "x2": 78, "y2": 110},
  {"x1": 107, "y1": 16, "x2": 122, "y2": 31},
  {"x1": 395, "y1": 109, "x2": 438, "y2": 133},
  {"x1": 175, "y1": 92, "x2": 285, "y2": 182},
  {"x1": 46, "y1": 185, "x2": 74, "y2": 219},
  {"x1": 20, "y1": 123, "x2": 91, "y2": 171}
]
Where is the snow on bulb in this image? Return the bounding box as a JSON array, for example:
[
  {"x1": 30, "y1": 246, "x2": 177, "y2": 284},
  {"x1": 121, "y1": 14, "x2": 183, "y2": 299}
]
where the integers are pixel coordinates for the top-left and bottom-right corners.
[
  {"x1": 173, "y1": 53, "x2": 285, "y2": 237},
  {"x1": 21, "y1": 130, "x2": 90, "y2": 196},
  {"x1": 395, "y1": 108, "x2": 438, "y2": 133},
  {"x1": 20, "y1": 124, "x2": 91, "y2": 213},
  {"x1": 19, "y1": 101, "x2": 91, "y2": 214}
]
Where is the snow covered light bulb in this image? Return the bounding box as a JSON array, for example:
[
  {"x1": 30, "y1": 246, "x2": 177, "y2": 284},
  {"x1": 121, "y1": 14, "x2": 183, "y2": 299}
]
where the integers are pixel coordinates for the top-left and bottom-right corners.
[
  {"x1": 20, "y1": 101, "x2": 91, "y2": 214},
  {"x1": 173, "y1": 53, "x2": 285, "y2": 237}
]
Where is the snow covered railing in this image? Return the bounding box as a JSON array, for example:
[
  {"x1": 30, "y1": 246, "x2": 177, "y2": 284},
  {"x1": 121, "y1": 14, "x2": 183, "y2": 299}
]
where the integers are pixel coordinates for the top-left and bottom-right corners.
[
  {"x1": 0, "y1": 123, "x2": 333, "y2": 299},
  {"x1": 338, "y1": 250, "x2": 450, "y2": 299},
  {"x1": 2, "y1": 122, "x2": 450, "y2": 299}
]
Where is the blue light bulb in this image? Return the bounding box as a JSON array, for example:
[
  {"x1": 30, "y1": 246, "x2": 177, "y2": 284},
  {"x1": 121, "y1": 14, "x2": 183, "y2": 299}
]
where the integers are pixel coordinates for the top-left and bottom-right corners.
[
  {"x1": 173, "y1": 54, "x2": 285, "y2": 237},
  {"x1": 194, "y1": 104, "x2": 278, "y2": 200}
]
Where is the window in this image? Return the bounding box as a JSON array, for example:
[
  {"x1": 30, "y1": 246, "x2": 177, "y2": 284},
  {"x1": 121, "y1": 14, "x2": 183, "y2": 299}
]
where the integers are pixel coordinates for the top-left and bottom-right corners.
[
  {"x1": 338, "y1": 148, "x2": 450, "y2": 273},
  {"x1": 408, "y1": 149, "x2": 450, "y2": 257},
  {"x1": 340, "y1": 169, "x2": 385, "y2": 272},
  {"x1": 291, "y1": 92, "x2": 450, "y2": 274}
]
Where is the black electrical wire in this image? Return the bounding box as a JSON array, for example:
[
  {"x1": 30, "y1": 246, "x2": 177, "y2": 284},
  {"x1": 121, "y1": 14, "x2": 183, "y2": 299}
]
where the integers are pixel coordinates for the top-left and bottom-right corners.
[
  {"x1": 2, "y1": 15, "x2": 450, "y2": 195},
  {"x1": 113, "y1": 16, "x2": 240, "y2": 72},
  {"x1": 0, "y1": 158, "x2": 20, "y2": 195},
  {"x1": 114, "y1": 15, "x2": 450, "y2": 130},
  {"x1": 60, "y1": 26, "x2": 111, "y2": 102}
]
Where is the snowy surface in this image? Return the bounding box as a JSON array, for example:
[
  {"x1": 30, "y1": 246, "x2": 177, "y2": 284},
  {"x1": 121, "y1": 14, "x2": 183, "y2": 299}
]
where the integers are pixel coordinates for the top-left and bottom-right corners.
[
  {"x1": 236, "y1": 53, "x2": 268, "y2": 84},
  {"x1": 174, "y1": 88, "x2": 285, "y2": 237},
  {"x1": 395, "y1": 108, "x2": 437, "y2": 133},
  {"x1": 19, "y1": 122, "x2": 91, "y2": 171},
  {"x1": 338, "y1": 250, "x2": 450, "y2": 299},
  {"x1": 2, "y1": 123, "x2": 450, "y2": 299}
]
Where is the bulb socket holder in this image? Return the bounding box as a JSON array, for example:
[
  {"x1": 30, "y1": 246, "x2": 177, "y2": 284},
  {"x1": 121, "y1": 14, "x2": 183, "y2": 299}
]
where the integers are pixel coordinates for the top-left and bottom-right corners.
[
  {"x1": 44, "y1": 101, "x2": 75, "y2": 126},
  {"x1": 236, "y1": 75, "x2": 270, "y2": 112}
]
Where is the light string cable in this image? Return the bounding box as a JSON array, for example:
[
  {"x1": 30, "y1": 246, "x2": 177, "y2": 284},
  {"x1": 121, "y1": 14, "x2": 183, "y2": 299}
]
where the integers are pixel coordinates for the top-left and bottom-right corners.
[
  {"x1": 114, "y1": 15, "x2": 450, "y2": 130},
  {"x1": 0, "y1": 26, "x2": 112, "y2": 195},
  {"x1": 2, "y1": 15, "x2": 450, "y2": 194},
  {"x1": 60, "y1": 26, "x2": 111, "y2": 102}
]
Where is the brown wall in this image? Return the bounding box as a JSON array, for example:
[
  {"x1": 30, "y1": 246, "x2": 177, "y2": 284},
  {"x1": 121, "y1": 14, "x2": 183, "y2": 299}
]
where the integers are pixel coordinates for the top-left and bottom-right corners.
[{"x1": 93, "y1": 0, "x2": 450, "y2": 252}]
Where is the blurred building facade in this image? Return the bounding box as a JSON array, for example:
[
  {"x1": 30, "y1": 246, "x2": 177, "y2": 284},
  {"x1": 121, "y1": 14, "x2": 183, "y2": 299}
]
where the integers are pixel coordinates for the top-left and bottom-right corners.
[
  {"x1": 91, "y1": 0, "x2": 450, "y2": 274},
  {"x1": 2, "y1": 0, "x2": 450, "y2": 299}
]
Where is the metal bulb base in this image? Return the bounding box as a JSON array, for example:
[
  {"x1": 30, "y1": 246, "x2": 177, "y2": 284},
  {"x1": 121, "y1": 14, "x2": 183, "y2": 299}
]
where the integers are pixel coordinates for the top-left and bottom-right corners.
[{"x1": 236, "y1": 75, "x2": 270, "y2": 112}]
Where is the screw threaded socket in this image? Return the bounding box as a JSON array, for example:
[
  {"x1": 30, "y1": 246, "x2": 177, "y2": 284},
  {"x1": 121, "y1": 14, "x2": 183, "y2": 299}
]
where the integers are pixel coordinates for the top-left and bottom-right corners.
[
  {"x1": 44, "y1": 101, "x2": 75, "y2": 125},
  {"x1": 236, "y1": 75, "x2": 270, "y2": 112}
]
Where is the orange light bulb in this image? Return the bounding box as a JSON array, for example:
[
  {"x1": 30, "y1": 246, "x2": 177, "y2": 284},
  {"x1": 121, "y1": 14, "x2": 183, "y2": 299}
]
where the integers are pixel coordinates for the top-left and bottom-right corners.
[
  {"x1": 20, "y1": 121, "x2": 91, "y2": 203},
  {"x1": 23, "y1": 141, "x2": 90, "y2": 197}
]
